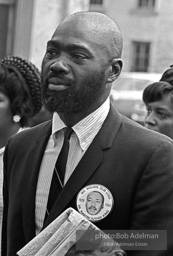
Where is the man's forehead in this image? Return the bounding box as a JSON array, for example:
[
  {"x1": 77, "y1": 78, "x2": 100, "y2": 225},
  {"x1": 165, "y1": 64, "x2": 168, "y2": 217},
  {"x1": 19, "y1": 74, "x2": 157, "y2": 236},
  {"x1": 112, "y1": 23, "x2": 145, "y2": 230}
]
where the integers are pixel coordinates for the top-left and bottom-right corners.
[
  {"x1": 51, "y1": 23, "x2": 111, "y2": 57},
  {"x1": 88, "y1": 191, "x2": 102, "y2": 197},
  {"x1": 55, "y1": 18, "x2": 106, "y2": 39},
  {"x1": 53, "y1": 13, "x2": 122, "y2": 58}
]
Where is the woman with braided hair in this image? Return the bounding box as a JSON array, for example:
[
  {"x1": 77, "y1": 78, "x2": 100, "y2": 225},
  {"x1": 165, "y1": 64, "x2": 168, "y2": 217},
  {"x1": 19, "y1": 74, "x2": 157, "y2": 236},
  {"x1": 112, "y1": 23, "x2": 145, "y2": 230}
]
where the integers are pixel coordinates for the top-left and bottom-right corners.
[{"x1": 0, "y1": 56, "x2": 42, "y2": 249}]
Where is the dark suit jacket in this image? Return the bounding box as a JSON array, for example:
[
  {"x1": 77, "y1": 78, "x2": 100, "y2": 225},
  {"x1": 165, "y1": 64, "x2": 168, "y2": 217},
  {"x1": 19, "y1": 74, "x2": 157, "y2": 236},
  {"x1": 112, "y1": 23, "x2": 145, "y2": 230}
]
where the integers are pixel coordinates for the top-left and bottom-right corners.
[{"x1": 2, "y1": 106, "x2": 173, "y2": 256}]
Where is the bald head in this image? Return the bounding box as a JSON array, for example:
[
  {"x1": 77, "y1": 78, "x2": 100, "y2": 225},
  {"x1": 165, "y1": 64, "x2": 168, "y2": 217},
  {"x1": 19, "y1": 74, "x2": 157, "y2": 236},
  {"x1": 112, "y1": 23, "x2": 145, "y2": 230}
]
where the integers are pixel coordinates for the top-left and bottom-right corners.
[{"x1": 54, "y1": 11, "x2": 123, "y2": 58}]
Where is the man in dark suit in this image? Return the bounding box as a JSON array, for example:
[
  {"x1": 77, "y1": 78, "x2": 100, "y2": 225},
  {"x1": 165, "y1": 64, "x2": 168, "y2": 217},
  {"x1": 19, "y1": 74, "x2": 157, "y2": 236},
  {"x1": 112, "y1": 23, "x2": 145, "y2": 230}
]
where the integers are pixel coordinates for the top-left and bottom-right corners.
[{"x1": 2, "y1": 11, "x2": 173, "y2": 256}]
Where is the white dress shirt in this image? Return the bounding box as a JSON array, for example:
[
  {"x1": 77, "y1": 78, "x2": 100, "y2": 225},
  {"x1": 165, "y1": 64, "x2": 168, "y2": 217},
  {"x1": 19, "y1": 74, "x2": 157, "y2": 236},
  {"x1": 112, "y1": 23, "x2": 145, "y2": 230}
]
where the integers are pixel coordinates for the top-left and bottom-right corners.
[{"x1": 35, "y1": 97, "x2": 110, "y2": 234}]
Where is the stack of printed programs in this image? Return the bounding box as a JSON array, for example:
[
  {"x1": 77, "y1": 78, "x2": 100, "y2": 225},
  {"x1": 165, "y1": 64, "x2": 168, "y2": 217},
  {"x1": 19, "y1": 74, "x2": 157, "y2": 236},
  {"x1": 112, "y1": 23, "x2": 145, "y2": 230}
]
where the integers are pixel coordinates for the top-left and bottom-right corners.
[{"x1": 17, "y1": 208, "x2": 125, "y2": 256}]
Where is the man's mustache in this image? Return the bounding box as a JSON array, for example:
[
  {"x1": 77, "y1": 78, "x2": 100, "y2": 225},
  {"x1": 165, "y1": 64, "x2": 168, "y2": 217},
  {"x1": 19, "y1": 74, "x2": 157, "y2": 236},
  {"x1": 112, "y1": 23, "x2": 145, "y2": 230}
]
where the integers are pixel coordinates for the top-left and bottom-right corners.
[
  {"x1": 88, "y1": 206, "x2": 97, "y2": 210},
  {"x1": 46, "y1": 72, "x2": 72, "y2": 84}
]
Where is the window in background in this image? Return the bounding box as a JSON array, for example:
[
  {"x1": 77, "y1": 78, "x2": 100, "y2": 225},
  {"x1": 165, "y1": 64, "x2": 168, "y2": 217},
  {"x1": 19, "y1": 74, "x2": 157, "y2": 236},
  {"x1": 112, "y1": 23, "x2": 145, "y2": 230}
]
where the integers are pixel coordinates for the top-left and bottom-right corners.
[
  {"x1": 89, "y1": 0, "x2": 104, "y2": 12},
  {"x1": 131, "y1": 41, "x2": 150, "y2": 72},
  {"x1": 138, "y1": 0, "x2": 156, "y2": 9},
  {"x1": 0, "y1": 0, "x2": 15, "y2": 59},
  {"x1": 90, "y1": 0, "x2": 103, "y2": 4}
]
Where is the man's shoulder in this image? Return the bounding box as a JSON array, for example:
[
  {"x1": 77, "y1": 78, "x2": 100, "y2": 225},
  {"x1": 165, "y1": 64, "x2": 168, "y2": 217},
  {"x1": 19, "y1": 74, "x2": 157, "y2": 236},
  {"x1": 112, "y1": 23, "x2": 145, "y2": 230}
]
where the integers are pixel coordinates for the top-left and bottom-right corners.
[
  {"x1": 107, "y1": 106, "x2": 173, "y2": 150},
  {"x1": 10, "y1": 120, "x2": 52, "y2": 144},
  {"x1": 120, "y1": 114, "x2": 173, "y2": 147}
]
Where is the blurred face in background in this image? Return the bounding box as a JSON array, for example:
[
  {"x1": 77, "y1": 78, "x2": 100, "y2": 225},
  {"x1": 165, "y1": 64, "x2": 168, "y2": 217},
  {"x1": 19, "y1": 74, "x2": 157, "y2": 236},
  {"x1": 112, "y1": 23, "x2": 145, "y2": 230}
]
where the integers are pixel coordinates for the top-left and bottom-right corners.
[{"x1": 144, "y1": 94, "x2": 173, "y2": 139}]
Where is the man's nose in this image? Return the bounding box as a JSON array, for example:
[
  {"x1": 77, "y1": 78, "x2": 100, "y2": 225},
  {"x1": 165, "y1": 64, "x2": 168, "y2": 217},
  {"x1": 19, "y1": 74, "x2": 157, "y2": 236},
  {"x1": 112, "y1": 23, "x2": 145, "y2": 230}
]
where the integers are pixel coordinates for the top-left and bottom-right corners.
[
  {"x1": 91, "y1": 201, "x2": 95, "y2": 206},
  {"x1": 50, "y1": 56, "x2": 70, "y2": 74}
]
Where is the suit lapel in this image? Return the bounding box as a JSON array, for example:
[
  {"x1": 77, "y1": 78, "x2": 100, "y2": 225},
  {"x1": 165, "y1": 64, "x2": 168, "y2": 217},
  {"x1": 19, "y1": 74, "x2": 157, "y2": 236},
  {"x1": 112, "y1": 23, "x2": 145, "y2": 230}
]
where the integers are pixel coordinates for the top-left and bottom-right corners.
[
  {"x1": 44, "y1": 105, "x2": 122, "y2": 228},
  {"x1": 44, "y1": 134, "x2": 103, "y2": 227},
  {"x1": 22, "y1": 121, "x2": 52, "y2": 241}
]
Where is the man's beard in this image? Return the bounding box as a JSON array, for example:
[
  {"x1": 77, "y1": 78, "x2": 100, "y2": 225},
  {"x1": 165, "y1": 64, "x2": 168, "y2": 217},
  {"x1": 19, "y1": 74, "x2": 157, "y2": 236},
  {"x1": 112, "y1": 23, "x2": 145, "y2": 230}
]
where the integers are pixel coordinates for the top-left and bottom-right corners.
[{"x1": 41, "y1": 70, "x2": 107, "y2": 115}]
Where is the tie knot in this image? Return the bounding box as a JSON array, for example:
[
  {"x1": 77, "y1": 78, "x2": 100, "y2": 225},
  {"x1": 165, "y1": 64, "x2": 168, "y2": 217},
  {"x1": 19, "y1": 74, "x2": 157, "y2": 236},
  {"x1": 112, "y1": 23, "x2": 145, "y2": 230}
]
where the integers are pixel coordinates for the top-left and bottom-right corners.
[{"x1": 63, "y1": 127, "x2": 73, "y2": 141}]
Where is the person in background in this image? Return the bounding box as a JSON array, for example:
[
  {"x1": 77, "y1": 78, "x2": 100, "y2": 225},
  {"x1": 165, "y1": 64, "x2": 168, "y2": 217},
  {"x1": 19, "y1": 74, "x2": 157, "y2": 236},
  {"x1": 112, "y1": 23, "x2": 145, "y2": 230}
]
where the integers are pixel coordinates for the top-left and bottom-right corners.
[
  {"x1": 143, "y1": 65, "x2": 173, "y2": 139},
  {"x1": 143, "y1": 81, "x2": 173, "y2": 139},
  {"x1": 160, "y1": 64, "x2": 173, "y2": 85},
  {"x1": 0, "y1": 55, "x2": 42, "y2": 252},
  {"x1": 2, "y1": 12, "x2": 173, "y2": 256}
]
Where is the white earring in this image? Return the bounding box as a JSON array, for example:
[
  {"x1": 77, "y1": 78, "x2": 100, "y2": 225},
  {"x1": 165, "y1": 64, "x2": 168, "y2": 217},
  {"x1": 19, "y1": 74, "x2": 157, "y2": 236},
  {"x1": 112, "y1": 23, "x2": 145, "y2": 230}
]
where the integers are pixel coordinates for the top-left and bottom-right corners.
[{"x1": 13, "y1": 115, "x2": 21, "y2": 123}]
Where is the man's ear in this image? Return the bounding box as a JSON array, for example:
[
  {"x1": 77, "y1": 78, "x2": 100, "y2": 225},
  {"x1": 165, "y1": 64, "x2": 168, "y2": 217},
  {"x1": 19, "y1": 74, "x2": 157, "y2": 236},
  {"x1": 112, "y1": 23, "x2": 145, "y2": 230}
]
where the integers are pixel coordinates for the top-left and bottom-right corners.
[{"x1": 107, "y1": 58, "x2": 123, "y2": 83}]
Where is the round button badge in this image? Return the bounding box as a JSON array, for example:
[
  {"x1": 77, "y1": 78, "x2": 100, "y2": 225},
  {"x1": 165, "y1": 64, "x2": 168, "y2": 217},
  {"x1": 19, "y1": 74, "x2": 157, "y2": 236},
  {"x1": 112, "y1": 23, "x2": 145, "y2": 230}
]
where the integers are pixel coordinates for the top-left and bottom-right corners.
[{"x1": 76, "y1": 184, "x2": 114, "y2": 222}]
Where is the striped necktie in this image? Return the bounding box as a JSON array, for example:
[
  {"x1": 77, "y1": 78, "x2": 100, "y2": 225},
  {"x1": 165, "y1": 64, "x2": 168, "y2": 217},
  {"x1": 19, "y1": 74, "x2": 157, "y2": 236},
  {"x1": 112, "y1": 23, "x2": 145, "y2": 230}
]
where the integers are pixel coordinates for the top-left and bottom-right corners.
[{"x1": 46, "y1": 127, "x2": 73, "y2": 216}]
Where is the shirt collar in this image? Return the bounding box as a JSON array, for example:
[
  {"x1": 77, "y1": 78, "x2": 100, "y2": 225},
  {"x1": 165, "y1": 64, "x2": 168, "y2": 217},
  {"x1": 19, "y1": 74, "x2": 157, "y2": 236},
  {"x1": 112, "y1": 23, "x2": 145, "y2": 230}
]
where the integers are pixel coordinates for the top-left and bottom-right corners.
[
  {"x1": 52, "y1": 97, "x2": 110, "y2": 150},
  {"x1": 73, "y1": 97, "x2": 110, "y2": 150},
  {"x1": 52, "y1": 113, "x2": 66, "y2": 139}
]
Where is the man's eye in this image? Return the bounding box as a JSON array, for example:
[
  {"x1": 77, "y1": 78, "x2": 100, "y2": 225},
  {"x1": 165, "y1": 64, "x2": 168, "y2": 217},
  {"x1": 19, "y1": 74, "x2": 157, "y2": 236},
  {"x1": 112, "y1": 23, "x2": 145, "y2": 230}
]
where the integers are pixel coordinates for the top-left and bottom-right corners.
[
  {"x1": 72, "y1": 53, "x2": 87, "y2": 59},
  {"x1": 46, "y1": 49, "x2": 56, "y2": 57}
]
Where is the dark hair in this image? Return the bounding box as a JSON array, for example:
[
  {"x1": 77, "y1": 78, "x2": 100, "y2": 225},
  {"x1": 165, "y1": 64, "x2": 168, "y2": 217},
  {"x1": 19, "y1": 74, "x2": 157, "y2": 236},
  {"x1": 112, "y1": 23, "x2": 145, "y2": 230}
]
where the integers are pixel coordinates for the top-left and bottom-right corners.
[
  {"x1": 160, "y1": 65, "x2": 173, "y2": 85},
  {"x1": 143, "y1": 81, "x2": 173, "y2": 105},
  {"x1": 0, "y1": 56, "x2": 42, "y2": 127}
]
